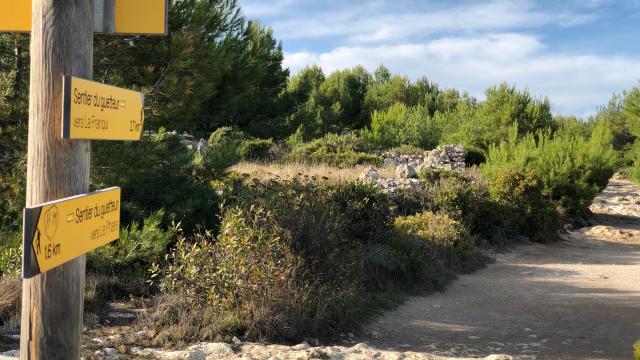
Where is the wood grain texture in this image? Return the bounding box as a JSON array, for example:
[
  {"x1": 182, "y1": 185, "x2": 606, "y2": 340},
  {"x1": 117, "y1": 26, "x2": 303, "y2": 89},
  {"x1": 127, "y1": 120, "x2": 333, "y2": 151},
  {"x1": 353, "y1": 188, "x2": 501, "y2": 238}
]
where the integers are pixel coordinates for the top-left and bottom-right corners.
[{"x1": 20, "y1": 0, "x2": 93, "y2": 359}]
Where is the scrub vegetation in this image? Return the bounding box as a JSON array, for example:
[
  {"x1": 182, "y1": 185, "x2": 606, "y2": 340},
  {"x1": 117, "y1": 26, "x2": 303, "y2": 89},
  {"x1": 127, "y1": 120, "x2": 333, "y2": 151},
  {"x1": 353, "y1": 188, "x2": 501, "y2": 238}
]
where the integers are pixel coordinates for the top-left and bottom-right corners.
[{"x1": 0, "y1": 0, "x2": 637, "y2": 346}]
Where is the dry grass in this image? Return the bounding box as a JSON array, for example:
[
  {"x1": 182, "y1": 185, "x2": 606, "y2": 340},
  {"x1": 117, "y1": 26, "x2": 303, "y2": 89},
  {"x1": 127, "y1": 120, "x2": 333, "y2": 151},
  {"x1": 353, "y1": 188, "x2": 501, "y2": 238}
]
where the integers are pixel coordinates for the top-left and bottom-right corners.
[
  {"x1": 231, "y1": 161, "x2": 395, "y2": 182},
  {"x1": 0, "y1": 276, "x2": 20, "y2": 330}
]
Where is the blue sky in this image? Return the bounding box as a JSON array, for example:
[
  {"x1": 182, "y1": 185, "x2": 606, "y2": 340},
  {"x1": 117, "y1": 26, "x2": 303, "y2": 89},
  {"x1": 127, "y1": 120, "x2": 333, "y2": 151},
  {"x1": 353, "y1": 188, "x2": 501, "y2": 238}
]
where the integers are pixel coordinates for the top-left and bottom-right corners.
[{"x1": 238, "y1": 0, "x2": 640, "y2": 118}]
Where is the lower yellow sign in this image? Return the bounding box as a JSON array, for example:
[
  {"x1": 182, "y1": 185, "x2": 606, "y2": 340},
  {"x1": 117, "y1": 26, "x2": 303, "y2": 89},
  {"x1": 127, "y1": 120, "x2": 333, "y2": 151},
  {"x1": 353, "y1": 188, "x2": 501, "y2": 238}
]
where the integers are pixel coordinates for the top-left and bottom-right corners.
[
  {"x1": 62, "y1": 76, "x2": 145, "y2": 141},
  {"x1": 23, "y1": 187, "x2": 121, "y2": 278}
]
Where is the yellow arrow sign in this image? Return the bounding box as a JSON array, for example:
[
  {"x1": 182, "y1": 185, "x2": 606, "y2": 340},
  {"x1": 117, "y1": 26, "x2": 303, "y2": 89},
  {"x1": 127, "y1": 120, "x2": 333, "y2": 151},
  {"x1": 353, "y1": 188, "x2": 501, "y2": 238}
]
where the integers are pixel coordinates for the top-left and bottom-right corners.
[
  {"x1": 0, "y1": 0, "x2": 168, "y2": 35},
  {"x1": 23, "y1": 187, "x2": 121, "y2": 278},
  {"x1": 62, "y1": 76, "x2": 145, "y2": 141}
]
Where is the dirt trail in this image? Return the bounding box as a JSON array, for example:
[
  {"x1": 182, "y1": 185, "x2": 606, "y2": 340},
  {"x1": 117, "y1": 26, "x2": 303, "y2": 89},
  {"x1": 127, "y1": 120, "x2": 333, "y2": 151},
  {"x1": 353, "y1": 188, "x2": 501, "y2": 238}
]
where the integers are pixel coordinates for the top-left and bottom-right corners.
[{"x1": 362, "y1": 177, "x2": 640, "y2": 360}]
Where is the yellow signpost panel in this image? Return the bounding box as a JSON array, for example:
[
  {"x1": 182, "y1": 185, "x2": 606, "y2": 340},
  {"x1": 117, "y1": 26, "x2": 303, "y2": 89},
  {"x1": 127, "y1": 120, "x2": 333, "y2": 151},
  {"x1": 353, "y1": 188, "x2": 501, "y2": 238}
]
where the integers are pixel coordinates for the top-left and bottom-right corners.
[
  {"x1": 62, "y1": 76, "x2": 145, "y2": 141},
  {"x1": 0, "y1": 0, "x2": 168, "y2": 35},
  {"x1": 0, "y1": 0, "x2": 30, "y2": 32},
  {"x1": 115, "y1": 0, "x2": 168, "y2": 35},
  {"x1": 23, "y1": 187, "x2": 121, "y2": 278}
]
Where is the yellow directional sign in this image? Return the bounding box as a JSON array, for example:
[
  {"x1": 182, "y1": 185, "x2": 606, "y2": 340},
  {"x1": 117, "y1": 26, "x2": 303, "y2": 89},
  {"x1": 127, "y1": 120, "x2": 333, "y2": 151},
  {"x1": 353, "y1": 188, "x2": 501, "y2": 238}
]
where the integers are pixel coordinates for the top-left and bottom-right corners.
[
  {"x1": 0, "y1": 0, "x2": 30, "y2": 32},
  {"x1": 0, "y1": 0, "x2": 168, "y2": 35},
  {"x1": 62, "y1": 76, "x2": 145, "y2": 141},
  {"x1": 23, "y1": 187, "x2": 121, "y2": 278}
]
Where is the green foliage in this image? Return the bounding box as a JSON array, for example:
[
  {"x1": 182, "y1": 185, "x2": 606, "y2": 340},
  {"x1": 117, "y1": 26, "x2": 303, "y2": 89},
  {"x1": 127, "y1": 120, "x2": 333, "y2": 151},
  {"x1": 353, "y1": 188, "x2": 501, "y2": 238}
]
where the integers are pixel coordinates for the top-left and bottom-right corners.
[
  {"x1": 634, "y1": 339, "x2": 640, "y2": 360},
  {"x1": 91, "y1": 129, "x2": 218, "y2": 231},
  {"x1": 284, "y1": 66, "x2": 371, "y2": 140},
  {"x1": 394, "y1": 212, "x2": 475, "y2": 267},
  {"x1": 203, "y1": 127, "x2": 246, "y2": 175},
  {"x1": 94, "y1": 1, "x2": 288, "y2": 137},
  {"x1": 284, "y1": 133, "x2": 382, "y2": 167},
  {"x1": 88, "y1": 210, "x2": 177, "y2": 277},
  {"x1": 0, "y1": 152, "x2": 25, "y2": 231},
  {"x1": 464, "y1": 145, "x2": 486, "y2": 166},
  {"x1": 443, "y1": 83, "x2": 553, "y2": 149},
  {"x1": 237, "y1": 138, "x2": 274, "y2": 161},
  {"x1": 490, "y1": 170, "x2": 560, "y2": 242},
  {"x1": 481, "y1": 123, "x2": 618, "y2": 214},
  {"x1": 327, "y1": 181, "x2": 392, "y2": 244},
  {"x1": 153, "y1": 180, "x2": 371, "y2": 340},
  {"x1": 361, "y1": 103, "x2": 439, "y2": 150},
  {"x1": 0, "y1": 229, "x2": 21, "y2": 276},
  {"x1": 387, "y1": 144, "x2": 425, "y2": 156}
]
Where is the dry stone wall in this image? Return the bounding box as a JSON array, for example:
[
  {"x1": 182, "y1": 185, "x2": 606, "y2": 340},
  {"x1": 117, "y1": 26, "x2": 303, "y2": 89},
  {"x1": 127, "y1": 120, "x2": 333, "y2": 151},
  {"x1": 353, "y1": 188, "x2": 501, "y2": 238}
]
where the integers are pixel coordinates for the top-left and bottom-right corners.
[{"x1": 363, "y1": 145, "x2": 467, "y2": 197}]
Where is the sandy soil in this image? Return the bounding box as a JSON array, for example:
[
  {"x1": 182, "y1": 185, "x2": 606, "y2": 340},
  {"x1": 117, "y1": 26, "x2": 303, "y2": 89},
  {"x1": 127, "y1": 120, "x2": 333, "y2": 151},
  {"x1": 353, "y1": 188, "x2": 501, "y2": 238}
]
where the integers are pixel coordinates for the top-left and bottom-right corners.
[{"x1": 361, "y1": 177, "x2": 640, "y2": 360}]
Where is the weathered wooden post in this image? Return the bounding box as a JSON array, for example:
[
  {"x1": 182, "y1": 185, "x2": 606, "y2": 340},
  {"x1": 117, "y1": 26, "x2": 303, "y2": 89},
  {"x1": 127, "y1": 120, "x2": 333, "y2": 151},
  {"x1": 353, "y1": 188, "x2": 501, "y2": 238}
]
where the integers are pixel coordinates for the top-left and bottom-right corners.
[{"x1": 20, "y1": 0, "x2": 93, "y2": 358}]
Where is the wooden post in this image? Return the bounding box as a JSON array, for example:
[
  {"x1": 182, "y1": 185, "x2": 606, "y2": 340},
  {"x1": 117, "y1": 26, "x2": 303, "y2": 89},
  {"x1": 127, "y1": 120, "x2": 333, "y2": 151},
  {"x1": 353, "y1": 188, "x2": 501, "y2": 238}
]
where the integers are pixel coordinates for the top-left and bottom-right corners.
[{"x1": 20, "y1": 0, "x2": 93, "y2": 359}]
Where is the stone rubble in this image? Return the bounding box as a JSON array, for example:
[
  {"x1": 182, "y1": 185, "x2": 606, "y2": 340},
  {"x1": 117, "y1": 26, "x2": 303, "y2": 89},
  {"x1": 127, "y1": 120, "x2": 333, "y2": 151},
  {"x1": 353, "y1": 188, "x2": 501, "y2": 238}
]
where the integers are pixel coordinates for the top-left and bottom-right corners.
[
  {"x1": 382, "y1": 145, "x2": 466, "y2": 173},
  {"x1": 126, "y1": 341, "x2": 525, "y2": 360},
  {"x1": 363, "y1": 145, "x2": 467, "y2": 198}
]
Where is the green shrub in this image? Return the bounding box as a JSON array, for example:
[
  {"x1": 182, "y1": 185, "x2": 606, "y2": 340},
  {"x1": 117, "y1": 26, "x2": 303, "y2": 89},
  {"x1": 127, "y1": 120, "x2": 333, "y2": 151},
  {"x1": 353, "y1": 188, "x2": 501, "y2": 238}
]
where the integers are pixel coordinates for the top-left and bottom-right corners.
[
  {"x1": 481, "y1": 123, "x2": 618, "y2": 214},
  {"x1": 203, "y1": 127, "x2": 246, "y2": 176},
  {"x1": 490, "y1": 170, "x2": 560, "y2": 242},
  {"x1": 88, "y1": 210, "x2": 177, "y2": 278},
  {"x1": 634, "y1": 339, "x2": 640, "y2": 360},
  {"x1": 153, "y1": 204, "x2": 364, "y2": 341},
  {"x1": 361, "y1": 102, "x2": 439, "y2": 150},
  {"x1": 0, "y1": 145, "x2": 25, "y2": 231},
  {"x1": 284, "y1": 133, "x2": 382, "y2": 167},
  {"x1": 238, "y1": 138, "x2": 274, "y2": 161},
  {"x1": 386, "y1": 144, "x2": 425, "y2": 155},
  {"x1": 0, "y1": 229, "x2": 21, "y2": 276},
  {"x1": 394, "y1": 212, "x2": 475, "y2": 267},
  {"x1": 92, "y1": 129, "x2": 218, "y2": 231},
  {"x1": 464, "y1": 145, "x2": 486, "y2": 166},
  {"x1": 329, "y1": 181, "x2": 392, "y2": 244}
]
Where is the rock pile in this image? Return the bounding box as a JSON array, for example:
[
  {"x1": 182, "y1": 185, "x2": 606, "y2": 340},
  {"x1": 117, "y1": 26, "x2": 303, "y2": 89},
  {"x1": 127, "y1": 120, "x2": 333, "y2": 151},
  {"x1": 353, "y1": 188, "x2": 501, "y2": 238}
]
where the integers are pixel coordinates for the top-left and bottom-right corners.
[
  {"x1": 424, "y1": 145, "x2": 466, "y2": 171},
  {"x1": 363, "y1": 145, "x2": 467, "y2": 198},
  {"x1": 360, "y1": 167, "x2": 422, "y2": 198},
  {"x1": 382, "y1": 152, "x2": 426, "y2": 169},
  {"x1": 382, "y1": 145, "x2": 466, "y2": 173}
]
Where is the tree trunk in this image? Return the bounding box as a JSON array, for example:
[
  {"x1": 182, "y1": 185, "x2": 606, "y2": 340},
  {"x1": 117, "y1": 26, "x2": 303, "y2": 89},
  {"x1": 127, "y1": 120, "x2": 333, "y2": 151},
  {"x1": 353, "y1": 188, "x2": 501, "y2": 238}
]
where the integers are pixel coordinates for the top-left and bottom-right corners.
[{"x1": 20, "y1": 1, "x2": 93, "y2": 359}]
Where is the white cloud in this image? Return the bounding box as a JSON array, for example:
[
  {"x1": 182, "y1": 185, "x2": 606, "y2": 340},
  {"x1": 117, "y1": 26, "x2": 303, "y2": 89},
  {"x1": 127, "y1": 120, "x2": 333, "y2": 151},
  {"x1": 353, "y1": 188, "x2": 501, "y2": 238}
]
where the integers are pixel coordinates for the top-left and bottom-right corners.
[
  {"x1": 283, "y1": 34, "x2": 640, "y2": 116},
  {"x1": 241, "y1": 0, "x2": 297, "y2": 18},
  {"x1": 270, "y1": 0, "x2": 596, "y2": 43}
]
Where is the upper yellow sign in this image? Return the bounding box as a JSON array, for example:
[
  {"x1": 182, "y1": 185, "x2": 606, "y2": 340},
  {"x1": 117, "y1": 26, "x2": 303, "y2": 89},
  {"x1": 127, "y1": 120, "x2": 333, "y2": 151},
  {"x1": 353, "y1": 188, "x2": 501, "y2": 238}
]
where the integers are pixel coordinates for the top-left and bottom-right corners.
[
  {"x1": 62, "y1": 76, "x2": 145, "y2": 141},
  {"x1": 0, "y1": 0, "x2": 168, "y2": 35},
  {"x1": 0, "y1": 0, "x2": 30, "y2": 32},
  {"x1": 23, "y1": 187, "x2": 121, "y2": 278}
]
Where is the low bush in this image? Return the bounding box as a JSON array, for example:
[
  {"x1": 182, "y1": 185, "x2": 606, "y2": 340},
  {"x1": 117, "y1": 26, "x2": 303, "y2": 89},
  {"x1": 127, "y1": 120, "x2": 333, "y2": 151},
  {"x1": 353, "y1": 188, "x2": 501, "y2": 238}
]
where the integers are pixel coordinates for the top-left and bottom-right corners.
[
  {"x1": 238, "y1": 138, "x2": 275, "y2": 161},
  {"x1": 464, "y1": 145, "x2": 487, "y2": 166},
  {"x1": 152, "y1": 176, "x2": 491, "y2": 342},
  {"x1": 490, "y1": 170, "x2": 560, "y2": 242},
  {"x1": 284, "y1": 133, "x2": 383, "y2": 167},
  {"x1": 88, "y1": 210, "x2": 177, "y2": 279},
  {"x1": 634, "y1": 339, "x2": 640, "y2": 360},
  {"x1": 394, "y1": 211, "x2": 475, "y2": 269},
  {"x1": 0, "y1": 152, "x2": 25, "y2": 231},
  {"x1": 0, "y1": 229, "x2": 21, "y2": 276},
  {"x1": 203, "y1": 127, "x2": 246, "y2": 177},
  {"x1": 152, "y1": 203, "x2": 364, "y2": 342}
]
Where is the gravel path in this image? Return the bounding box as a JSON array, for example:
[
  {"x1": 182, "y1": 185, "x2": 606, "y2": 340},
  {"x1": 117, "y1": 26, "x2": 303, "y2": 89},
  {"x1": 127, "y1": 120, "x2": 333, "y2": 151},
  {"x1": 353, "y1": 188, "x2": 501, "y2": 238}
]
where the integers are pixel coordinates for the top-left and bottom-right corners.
[{"x1": 362, "y1": 176, "x2": 640, "y2": 360}]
